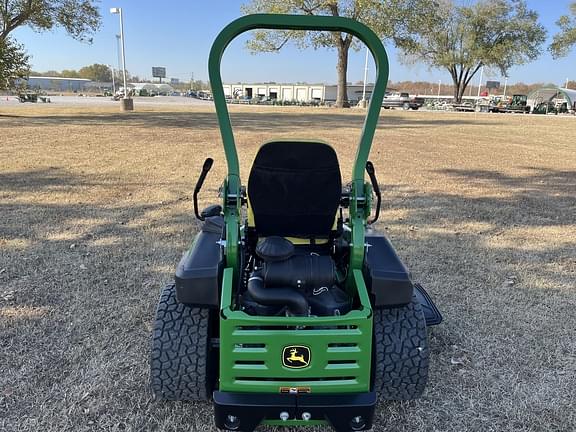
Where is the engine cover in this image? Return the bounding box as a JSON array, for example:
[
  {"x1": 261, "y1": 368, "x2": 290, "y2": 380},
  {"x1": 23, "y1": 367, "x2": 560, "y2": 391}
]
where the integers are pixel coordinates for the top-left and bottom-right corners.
[{"x1": 262, "y1": 255, "x2": 336, "y2": 289}]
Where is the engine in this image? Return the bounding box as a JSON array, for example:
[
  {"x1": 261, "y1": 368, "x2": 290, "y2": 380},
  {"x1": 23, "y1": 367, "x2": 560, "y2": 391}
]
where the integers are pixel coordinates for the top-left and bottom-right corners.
[{"x1": 240, "y1": 236, "x2": 351, "y2": 317}]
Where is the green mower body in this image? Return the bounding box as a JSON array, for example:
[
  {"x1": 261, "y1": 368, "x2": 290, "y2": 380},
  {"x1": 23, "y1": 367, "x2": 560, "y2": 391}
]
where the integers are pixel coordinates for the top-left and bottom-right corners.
[{"x1": 150, "y1": 14, "x2": 441, "y2": 432}]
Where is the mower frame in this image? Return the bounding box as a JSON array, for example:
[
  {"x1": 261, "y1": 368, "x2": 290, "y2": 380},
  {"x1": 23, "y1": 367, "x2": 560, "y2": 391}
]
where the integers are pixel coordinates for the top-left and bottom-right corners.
[{"x1": 208, "y1": 14, "x2": 389, "y2": 283}]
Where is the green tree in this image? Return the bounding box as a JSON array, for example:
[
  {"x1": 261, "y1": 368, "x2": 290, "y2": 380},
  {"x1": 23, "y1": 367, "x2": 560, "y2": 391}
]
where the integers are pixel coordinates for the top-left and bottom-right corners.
[
  {"x1": 550, "y1": 2, "x2": 576, "y2": 58},
  {"x1": 395, "y1": 0, "x2": 546, "y2": 103},
  {"x1": 190, "y1": 79, "x2": 209, "y2": 91},
  {"x1": 1, "y1": 1, "x2": 101, "y2": 90},
  {"x1": 0, "y1": 37, "x2": 30, "y2": 90},
  {"x1": 241, "y1": 0, "x2": 430, "y2": 108},
  {"x1": 61, "y1": 69, "x2": 81, "y2": 78},
  {"x1": 0, "y1": 0, "x2": 100, "y2": 42},
  {"x1": 42, "y1": 70, "x2": 61, "y2": 77},
  {"x1": 79, "y1": 63, "x2": 112, "y2": 82}
]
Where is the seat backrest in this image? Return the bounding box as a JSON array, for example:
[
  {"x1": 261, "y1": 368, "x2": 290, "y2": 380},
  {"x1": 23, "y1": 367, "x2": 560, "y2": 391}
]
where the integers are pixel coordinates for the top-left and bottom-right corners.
[{"x1": 247, "y1": 140, "x2": 342, "y2": 239}]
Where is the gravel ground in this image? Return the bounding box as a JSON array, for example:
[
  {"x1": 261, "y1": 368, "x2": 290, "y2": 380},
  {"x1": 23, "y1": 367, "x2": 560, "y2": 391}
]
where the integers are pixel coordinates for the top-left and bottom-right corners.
[{"x1": 0, "y1": 105, "x2": 575, "y2": 432}]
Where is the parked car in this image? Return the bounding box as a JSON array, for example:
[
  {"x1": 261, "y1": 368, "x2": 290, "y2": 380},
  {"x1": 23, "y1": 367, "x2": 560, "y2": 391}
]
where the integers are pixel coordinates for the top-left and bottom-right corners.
[{"x1": 381, "y1": 92, "x2": 424, "y2": 110}]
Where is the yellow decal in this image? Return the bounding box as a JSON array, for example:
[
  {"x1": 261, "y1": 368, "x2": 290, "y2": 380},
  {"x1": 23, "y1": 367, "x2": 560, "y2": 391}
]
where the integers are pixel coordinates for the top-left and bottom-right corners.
[{"x1": 282, "y1": 345, "x2": 311, "y2": 369}]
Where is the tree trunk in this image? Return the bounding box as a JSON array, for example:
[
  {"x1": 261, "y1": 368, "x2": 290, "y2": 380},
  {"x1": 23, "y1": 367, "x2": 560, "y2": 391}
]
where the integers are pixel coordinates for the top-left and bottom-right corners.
[
  {"x1": 452, "y1": 64, "x2": 482, "y2": 104},
  {"x1": 458, "y1": 84, "x2": 467, "y2": 102},
  {"x1": 335, "y1": 42, "x2": 349, "y2": 108},
  {"x1": 453, "y1": 83, "x2": 461, "y2": 103}
]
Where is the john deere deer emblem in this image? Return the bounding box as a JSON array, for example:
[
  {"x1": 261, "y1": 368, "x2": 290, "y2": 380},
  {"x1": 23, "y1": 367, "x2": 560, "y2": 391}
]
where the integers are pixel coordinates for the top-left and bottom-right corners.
[{"x1": 282, "y1": 346, "x2": 311, "y2": 368}]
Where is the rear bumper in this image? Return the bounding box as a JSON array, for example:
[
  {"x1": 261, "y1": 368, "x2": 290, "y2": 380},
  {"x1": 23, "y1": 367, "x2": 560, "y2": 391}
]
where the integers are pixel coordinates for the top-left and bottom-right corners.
[{"x1": 214, "y1": 391, "x2": 376, "y2": 432}]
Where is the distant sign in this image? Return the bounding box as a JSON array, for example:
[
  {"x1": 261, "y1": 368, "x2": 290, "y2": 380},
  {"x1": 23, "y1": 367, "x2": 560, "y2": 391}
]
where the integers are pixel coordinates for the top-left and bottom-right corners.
[
  {"x1": 486, "y1": 80, "x2": 500, "y2": 89},
  {"x1": 152, "y1": 67, "x2": 166, "y2": 78},
  {"x1": 170, "y1": 78, "x2": 179, "y2": 84}
]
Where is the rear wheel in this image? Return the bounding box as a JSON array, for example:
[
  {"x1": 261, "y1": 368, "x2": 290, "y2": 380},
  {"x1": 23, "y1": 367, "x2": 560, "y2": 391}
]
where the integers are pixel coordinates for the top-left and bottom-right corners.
[
  {"x1": 150, "y1": 282, "x2": 215, "y2": 401},
  {"x1": 373, "y1": 295, "x2": 429, "y2": 400}
]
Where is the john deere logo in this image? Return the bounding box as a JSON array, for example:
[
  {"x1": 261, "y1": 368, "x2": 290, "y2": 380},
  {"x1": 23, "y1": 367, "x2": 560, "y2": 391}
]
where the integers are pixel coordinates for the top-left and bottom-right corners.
[{"x1": 282, "y1": 346, "x2": 311, "y2": 368}]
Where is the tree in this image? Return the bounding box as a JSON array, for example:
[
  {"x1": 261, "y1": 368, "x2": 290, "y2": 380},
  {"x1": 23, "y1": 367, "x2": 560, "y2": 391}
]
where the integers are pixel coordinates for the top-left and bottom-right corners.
[
  {"x1": 241, "y1": 0, "x2": 430, "y2": 108},
  {"x1": 61, "y1": 69, "x2": 81, "y2": 78},
  {"x1": 0, "y1": 37, "x2": 29, "y2": 90},
  {"x1": 395, "y1": 0, "x2": 546, "y2": 103},
  {"x1": 0, "y1": 0, "x2": 100, "y2": 43},
  {"x1": 1, "y1": 1, "x2": 101, "y2": 90},
  {"x1": 79, "y1": 63, "x2": 112, "y2": 82},
  {"x1": 550, "y1": 2, "x2": 576, "y2": 58}
]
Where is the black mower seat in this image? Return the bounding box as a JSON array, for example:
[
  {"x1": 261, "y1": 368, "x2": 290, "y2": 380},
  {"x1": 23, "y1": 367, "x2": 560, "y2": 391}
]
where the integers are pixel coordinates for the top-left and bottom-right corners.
[{"x1": 247, "y1": 140, "x2": 342, "y2": 239}]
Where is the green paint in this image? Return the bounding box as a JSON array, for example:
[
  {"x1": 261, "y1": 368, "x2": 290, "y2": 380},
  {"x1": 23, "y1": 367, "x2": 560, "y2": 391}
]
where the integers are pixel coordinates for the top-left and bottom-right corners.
[{"x1": 219, "y1": 269, "x2": 373, "y2": 394}]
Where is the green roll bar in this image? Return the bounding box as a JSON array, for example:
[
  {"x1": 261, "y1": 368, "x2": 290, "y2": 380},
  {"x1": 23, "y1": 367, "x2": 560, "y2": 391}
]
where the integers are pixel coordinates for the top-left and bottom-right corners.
[{"x1": 208, "y1": 14, "x2": 389, "y2": 277}]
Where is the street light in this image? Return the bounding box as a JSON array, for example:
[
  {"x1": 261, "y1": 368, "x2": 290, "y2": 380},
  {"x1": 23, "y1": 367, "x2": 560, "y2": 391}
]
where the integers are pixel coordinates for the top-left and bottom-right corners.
[
  {"x1": 108, "y1": 64, "x2": 116, "y2": 95},
  {"x1": 477, "y1": 66, "x2": 484, "y2": 99},
  {"x1": 361, "y1": 47, "x2": 369, "y2": 108},
  {"x1": 110, "y1": 7, "x2": 132, "y2": 110}
]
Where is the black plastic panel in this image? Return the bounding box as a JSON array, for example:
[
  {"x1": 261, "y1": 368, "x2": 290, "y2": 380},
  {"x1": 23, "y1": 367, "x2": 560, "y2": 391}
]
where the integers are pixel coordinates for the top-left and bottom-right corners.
[
  {"x1": 363, "y1": 235, "x2": 413, "y2": 307},
  {"x1": 174, "y1": 217, "x2": 223, "y2": 307},
  {"x1": 414, "y1": 283, "x2": 443, "y2": 326},
  {"x1": 213, "y1": 391, "x2": 376, "y2": 432}
]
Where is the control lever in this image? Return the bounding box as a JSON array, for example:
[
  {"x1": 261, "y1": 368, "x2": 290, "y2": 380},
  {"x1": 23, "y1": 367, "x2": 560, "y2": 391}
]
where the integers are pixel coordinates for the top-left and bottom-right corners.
[
  {"x1": 365, "y1": 161, "x2": 381, "y2": 224},
  {"x1": 193, "y1": 158, "x2": 214, "y2": 221}
]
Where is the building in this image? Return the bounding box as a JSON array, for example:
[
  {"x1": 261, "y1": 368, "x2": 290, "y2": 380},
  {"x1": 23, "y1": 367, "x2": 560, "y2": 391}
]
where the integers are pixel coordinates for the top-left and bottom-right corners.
[
  {"x1": 222, "y1": 83, "x2": 376, "y2": 103},
  {"x1": 26, "y1": 76, "x2": 91, "y2": 92},
  {"x1": 527, "y1": 87, "x2": 576, "y2": 113}
]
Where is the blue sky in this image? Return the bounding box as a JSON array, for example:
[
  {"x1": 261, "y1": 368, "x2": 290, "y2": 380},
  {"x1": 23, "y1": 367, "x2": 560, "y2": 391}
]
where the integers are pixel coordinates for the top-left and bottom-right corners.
[{"x1": 12, "y1": 0, "x2": 576, "y2": 86}]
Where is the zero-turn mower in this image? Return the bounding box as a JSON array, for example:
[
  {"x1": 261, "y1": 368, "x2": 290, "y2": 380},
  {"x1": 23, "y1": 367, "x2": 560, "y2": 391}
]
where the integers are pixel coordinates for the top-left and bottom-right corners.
[{"x1": 150, "y1": 14, "x2": 442, "y2": 432}]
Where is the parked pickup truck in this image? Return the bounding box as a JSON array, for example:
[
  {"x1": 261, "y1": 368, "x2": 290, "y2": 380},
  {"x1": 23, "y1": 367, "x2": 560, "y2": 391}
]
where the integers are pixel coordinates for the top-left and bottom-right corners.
[{"x1": 381, "y1": 92, "x2": 424, "y2": 110}]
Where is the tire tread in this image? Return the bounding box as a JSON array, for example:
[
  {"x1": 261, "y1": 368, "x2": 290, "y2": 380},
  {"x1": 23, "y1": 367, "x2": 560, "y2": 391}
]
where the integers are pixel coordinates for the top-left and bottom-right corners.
[
  {"x1": 374, "y1": 295, "x2": 430, "y2": 400},
  {"x1": 150, "y1": 282, "x2": 210, "y2": 401}
]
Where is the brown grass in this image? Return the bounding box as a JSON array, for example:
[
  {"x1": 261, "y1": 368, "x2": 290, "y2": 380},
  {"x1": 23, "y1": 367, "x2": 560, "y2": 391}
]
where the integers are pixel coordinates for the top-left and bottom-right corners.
[{"x1": 1, "y1": 104, "x2": 575, "y2": 432}]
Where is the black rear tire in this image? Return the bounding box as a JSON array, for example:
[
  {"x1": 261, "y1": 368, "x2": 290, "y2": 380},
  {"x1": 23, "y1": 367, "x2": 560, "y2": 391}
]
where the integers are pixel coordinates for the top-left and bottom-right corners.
[
  {"x1": 150, "y1": 282, "x2": 214, "y2": 401},
  {"x1": 373, "y1": 295, "x2": 430, "y2": 400}
]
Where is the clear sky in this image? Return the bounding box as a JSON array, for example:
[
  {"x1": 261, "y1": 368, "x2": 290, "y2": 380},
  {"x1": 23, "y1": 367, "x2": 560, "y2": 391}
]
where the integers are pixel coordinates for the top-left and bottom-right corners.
[{"x1": 11, "y1": 0, "x2": 576, "y2": 87}]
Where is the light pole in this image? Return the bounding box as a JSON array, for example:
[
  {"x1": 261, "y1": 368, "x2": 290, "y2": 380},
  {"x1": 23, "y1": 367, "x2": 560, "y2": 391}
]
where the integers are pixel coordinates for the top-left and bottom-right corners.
[
  {"x1": 110, "y1": 7, "x2": 133, "y2": 110},
  {"x1": 361, "y1": 47, "x2": 369, "y2": 108},
  {"x1": 477, "y1": 66, "x2": 484, "y2": 99},
  {"x1": 108, "y1": 64, "x2": 116, "y2": 95},
  {"x1": 437, "y1": 80, "x2": 441, "y2": 98},
  {"x1": 115, "y1": 35, "x2": 122, "y2": 74}
]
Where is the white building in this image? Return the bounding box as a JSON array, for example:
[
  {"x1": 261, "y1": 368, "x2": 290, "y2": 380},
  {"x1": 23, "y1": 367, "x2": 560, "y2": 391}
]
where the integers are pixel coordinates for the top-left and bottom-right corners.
[
  {"x1": 26, "y1": 76, "x2": 91, "y2": 91},
  {"x1": 222, "y1": 83, "x2": 376, "y2": 103}
]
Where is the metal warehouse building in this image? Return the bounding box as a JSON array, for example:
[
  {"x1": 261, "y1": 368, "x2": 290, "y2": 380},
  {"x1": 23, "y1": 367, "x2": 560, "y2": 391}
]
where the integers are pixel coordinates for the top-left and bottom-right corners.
[
  {"x1": 527, "y1": 87, "x2": 576, "y2": 112},
  {"x1": 223, "y1": 83, "x2": 375, "y2": 103},
  {"x1": 26, "y1": 76, "x2": 91, "y2": 92}
]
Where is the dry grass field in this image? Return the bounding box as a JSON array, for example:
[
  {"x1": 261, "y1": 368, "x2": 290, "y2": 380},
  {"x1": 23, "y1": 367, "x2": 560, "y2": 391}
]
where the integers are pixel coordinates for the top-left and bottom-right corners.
[{"x1": 1, "y1": 104, "x2": 575, "y2": 432}]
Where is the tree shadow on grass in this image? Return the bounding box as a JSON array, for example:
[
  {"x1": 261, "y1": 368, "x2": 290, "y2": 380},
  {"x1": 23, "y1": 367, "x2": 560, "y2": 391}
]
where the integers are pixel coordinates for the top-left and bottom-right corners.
[
  {"x1": 0, "y1": 110, "x2": 499, "y2": 132},
  {"x1": 1, "y1": 166, "x2": 575, "y2": 431},
  {"x1": 371, "y1": 166, "x2": 576, "y2": 430}
]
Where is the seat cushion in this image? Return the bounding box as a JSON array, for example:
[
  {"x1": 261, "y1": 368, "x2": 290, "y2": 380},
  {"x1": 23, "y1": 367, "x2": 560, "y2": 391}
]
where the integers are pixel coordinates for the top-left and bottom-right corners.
[{"x1": 247, "y1": 140, "x2": 342, "y2": 238}]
